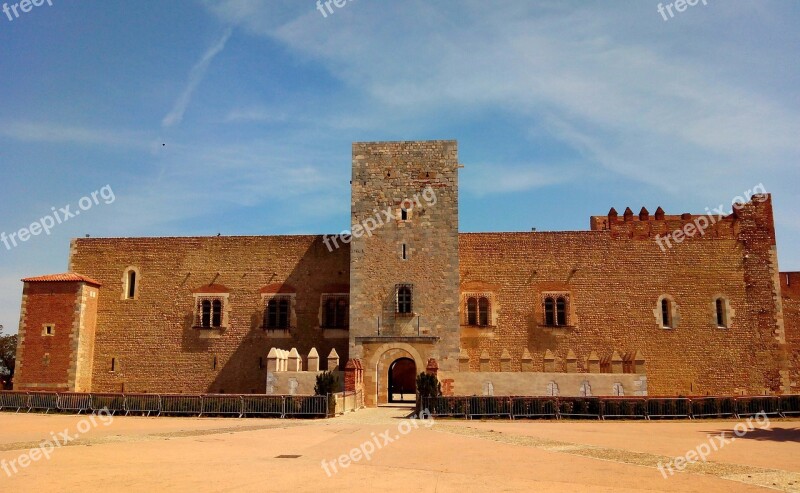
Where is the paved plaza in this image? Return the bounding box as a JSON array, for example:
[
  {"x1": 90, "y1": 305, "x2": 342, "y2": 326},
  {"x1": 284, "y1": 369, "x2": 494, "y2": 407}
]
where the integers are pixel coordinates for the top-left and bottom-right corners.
[{"x1": 0, "y1": 407, "x2": 799, "y2": 492}]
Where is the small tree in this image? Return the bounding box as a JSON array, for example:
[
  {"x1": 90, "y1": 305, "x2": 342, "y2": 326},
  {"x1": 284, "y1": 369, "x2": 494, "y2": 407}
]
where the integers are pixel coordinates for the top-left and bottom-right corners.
[
  {"x1": 314, "y1": 371, "x2": 340, "y2": 416},
  {"x1": 0, "y1": 325, "x2": 17, "y2": 390}
]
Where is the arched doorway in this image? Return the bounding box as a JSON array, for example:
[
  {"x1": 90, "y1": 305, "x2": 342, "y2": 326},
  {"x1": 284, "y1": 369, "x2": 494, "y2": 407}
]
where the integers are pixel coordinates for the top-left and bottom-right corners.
[{"x1": 388, "y1": 358, "x2": 416, "y2": 403}]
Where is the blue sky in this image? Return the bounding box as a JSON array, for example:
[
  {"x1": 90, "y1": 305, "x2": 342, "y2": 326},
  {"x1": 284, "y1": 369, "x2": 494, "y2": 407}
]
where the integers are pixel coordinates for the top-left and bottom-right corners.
[{"x1": 0, "y1": 0, "x2": 798, "y2": 334}]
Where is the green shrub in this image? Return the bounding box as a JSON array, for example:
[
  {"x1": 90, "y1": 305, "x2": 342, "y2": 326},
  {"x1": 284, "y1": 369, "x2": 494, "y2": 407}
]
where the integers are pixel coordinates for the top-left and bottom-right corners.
[{"x1": 314, "y1": 371, "x2": 340, "y2": 396}]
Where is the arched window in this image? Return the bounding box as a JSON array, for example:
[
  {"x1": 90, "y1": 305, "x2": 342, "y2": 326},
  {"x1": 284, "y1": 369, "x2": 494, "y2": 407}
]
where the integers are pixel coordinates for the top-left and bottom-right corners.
[
  {"x1": 212, "y1": 300, "x2": 222, "y2": 327},
  {"x1": 544, "y1": 297, "x2": 555, "y2": 326},
  {"x1": 715, "y1": 297, "x2": 728, "y2": 328},
  {"x1": 556, "y1": 297, "x2": 567, "y2": 326},
  {"x1": 201, "y1": 300, "x2": 212, "y2": 327},
  {"x1": 661, "y1": 298, "x2": 672, "y2": 328},
  {"x1": 127, "y1": 271, "x2": 136, "y2": 299},
  {"x1": 401, "y1": 208, "x2": 409, "y2": 221},
  {"x1": 123, "y1": 267, "x2": 139, "y2": 300},
  {"x1": 467, "y1": 297, "x2": 478, "y2": 325},
  {"x1": 478, "y1": 297, "x2": 490, "y2": 326},
  {"x1": 397, "y1": 285, "x2": 413, "y2": 314}
]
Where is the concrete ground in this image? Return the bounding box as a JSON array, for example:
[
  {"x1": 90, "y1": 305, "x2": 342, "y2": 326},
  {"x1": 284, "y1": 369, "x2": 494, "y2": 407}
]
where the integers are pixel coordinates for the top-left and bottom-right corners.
[{"x1": 0, "y1": 407, "x2": 798, "y2": 492}]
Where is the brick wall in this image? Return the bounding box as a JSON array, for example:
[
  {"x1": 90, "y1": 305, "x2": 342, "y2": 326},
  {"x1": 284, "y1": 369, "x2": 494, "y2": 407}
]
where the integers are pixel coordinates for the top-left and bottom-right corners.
[
  {"x1": 459, "y1": 196, "x2": 787, "y2": 396},
  {"x1": 14, "y1": 282, "x2": 82, "y2": 391},
  {"x1": 68, "y1": 235, "x2": 349, "y2": 394},
  {"x1": 782, "y1": 272, "x2": 800, "y2": 393}
]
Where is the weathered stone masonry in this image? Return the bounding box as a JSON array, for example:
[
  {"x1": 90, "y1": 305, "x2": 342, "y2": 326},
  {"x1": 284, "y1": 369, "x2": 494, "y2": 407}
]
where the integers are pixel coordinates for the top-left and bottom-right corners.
[{"x1": 11, "y1": 140, "x2": 799, "y2": 405}]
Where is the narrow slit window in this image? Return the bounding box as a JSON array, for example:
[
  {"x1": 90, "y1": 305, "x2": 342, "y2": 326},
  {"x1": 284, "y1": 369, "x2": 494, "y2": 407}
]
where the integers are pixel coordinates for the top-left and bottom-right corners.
[
  {"x1": 716, "y1": 298, "x2": 728, "y2": 327},
  {"x1": 661, "y1": 299, "x2": 672, "y2": 328},
  {"x1": 401, "y1": 208, "x2": 408, "y2": 221},
  {"x1": 402, "y1": 244, "x2": 407, "y2": 260},
  {"x1": 127, "y1": 271, "x2": 136, "y2": 299}
]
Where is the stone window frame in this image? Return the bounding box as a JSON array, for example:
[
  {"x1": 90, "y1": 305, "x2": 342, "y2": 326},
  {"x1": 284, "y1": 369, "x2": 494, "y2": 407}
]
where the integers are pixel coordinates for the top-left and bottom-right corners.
[
  {"x1": 655, "y1": 294, "x2": 679, "y2": 329},
  {"x1": 41, "y1": 323, "x2": 55, "y2": 337},
  {"x1": 396, "y1": 284, "x2": 414, "y2": 316},
  {"x1": 462, "y1": 292, "x2": 496, "y2": 327},
  {"x1": 193, "y1": 293, "x2": 231, "y2": 330},
  {"x1": 712, "y1": 295, "x2": 734, "y2": 329},
  {"x1": 261, "y1": 293, "x2": 297, "y2": 330},
  {"x1": 121, "y1": 266, "x2": 140, "y2": 300},
  {"x1": 320, "y1": 293, "x2": 349, "y2": 329},
  {"x1": 540, "y1": 292, "x2": 572, "y2": 327},
  {"x1": 398, "y1": 198, "x2": 416, "y2": 223}
]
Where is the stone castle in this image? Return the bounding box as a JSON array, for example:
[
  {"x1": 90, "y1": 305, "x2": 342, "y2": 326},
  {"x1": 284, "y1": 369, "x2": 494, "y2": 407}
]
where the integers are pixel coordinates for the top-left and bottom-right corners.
[{"x1": 11, "y1": 141, "x2": 800, "y2": 406}]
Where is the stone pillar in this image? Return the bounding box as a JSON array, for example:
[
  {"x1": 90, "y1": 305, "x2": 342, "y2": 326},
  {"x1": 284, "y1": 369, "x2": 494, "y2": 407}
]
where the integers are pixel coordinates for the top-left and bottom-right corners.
[
  {"x1": 521, "y1": 349, "x2": 533, "y2": 372},
  {"x1": 479, "y1": 350, "x2": 491, "y2": 372},
  {"x1": 307, "y1": 348, "x2": 320, "y2": 372},
  {"x1": 266, "y1": 348, "x2": 279, "y2": 372},
  {"x1": 328, "y1": 348, "x2": 340, "y2": 371},
  {"x1": 288, "y1": 348, "x2": 301, "y2": 371},
  {"x1": 345, "y1": 359, "x2": 357, "y2": 392},
  {"x1": 544, "y1": 349, "x2": 556, "y2": 372},
  {"x1": 611, "y1": 351, "x2": 623, "y2": 374},
  {"x1": 425, "y1": 358, "x2": 439, "y2": 377},
  {"x1": 566, "y1": 350, "x2": 578, "y2": 373},
  {"x1": 500, "y1": 349, "x2": 512, "y2": 372}
]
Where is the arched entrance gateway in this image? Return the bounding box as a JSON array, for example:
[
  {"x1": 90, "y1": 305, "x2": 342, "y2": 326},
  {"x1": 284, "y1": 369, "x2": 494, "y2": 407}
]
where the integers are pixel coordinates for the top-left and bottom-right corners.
[
  {"x1": 368, "y1": 344, "x2": 425, "y2": 406},
  {"x1": 388, "y1": 358, "x2": 416, "y2": 403}
]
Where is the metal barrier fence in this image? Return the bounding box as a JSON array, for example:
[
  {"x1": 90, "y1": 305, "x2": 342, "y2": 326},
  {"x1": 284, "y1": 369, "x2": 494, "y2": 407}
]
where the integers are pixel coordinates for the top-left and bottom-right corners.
[
  {"x1": 736, "y1": 396, "x2": 781, "y2": 417},
  {"x1": 781, "y1": 395, "x2": 800, "y2": 416},
  {"x1": 510, "y1": 397, "x2": 558, "y2": 419},
  {"x1": 600, "y1": 398, "x2": 648, "y2": 420},
  {"x1": 691, "y1": 397, "x2": 737, "y2": 418},
  {"x1": 420, "y1": 395, "x2": 800, "y2": 420},
  {"x1": 4, "y1": 392, "x2": 800, "y2": 420},
  {"x1": 647, "y1": 398, "x2": 692, "y2": 419},
  {"x1": 557, "y1": 397, "x2": 602, "y2": 419},
  {"x1": 467, "y1": 396, "x2": 513, "y2": 419},
  {"x1": 0, "y1": 392, "x2": 331, "y2": 419}
]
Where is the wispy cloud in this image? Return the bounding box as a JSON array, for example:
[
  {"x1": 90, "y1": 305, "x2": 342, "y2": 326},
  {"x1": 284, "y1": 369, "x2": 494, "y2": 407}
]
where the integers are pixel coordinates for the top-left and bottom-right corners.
[
  {"x1": 0, "y1": 120, "x2": 151, "y2": 149},
  {"x1": 162, "y1": 28, "x2": 234, "y2": 128}
]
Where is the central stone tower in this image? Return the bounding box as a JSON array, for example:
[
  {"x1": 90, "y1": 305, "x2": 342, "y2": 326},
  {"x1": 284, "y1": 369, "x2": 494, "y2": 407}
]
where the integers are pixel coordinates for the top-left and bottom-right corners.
[{"x1": 349, "y1": 141, "x2": 460, "y2": 405}]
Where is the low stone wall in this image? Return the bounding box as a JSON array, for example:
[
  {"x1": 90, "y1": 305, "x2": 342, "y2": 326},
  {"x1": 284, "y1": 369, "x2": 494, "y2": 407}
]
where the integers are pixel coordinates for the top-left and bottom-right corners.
[
  {"x1": 438, "y1": 371, "x2": 647, "y2": 397},
  {"x1": 266, "y1": 371, "x2": 344, "y2": 395}
]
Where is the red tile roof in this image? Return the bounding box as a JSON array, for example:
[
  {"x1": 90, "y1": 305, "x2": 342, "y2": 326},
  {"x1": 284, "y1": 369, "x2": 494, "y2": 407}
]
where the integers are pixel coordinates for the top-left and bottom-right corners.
[
  {"x1": 21, "y1": 273, "x2": 102, "y2": 286},
  {"x1": 260, "y1": 283, "x2": 296, "y2": 294}
]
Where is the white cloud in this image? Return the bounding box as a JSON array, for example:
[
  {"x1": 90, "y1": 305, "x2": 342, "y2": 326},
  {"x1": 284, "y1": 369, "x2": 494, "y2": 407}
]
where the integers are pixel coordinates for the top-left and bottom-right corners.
[{"x1": 162, "y1": 28, "x2": 234, "y2": 128}]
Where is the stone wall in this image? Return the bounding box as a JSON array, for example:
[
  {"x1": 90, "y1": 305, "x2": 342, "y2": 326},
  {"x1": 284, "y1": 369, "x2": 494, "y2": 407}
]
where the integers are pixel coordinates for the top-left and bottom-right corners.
[
  {"x1": 68, "y1": 235, "x2": 350, "y2": 394},
  {"x1": 782, "y1": 272, "x2": 800, "y2": 393},
  {"x1": 438, "y1": 371, "x2": 647, "y2": 397},
  {"x1": 349, "y1": 141, "x2": 461, "y2": 405},
  {"x1": 458, "y1": 196, "x2": 788, "y2": 396}
]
